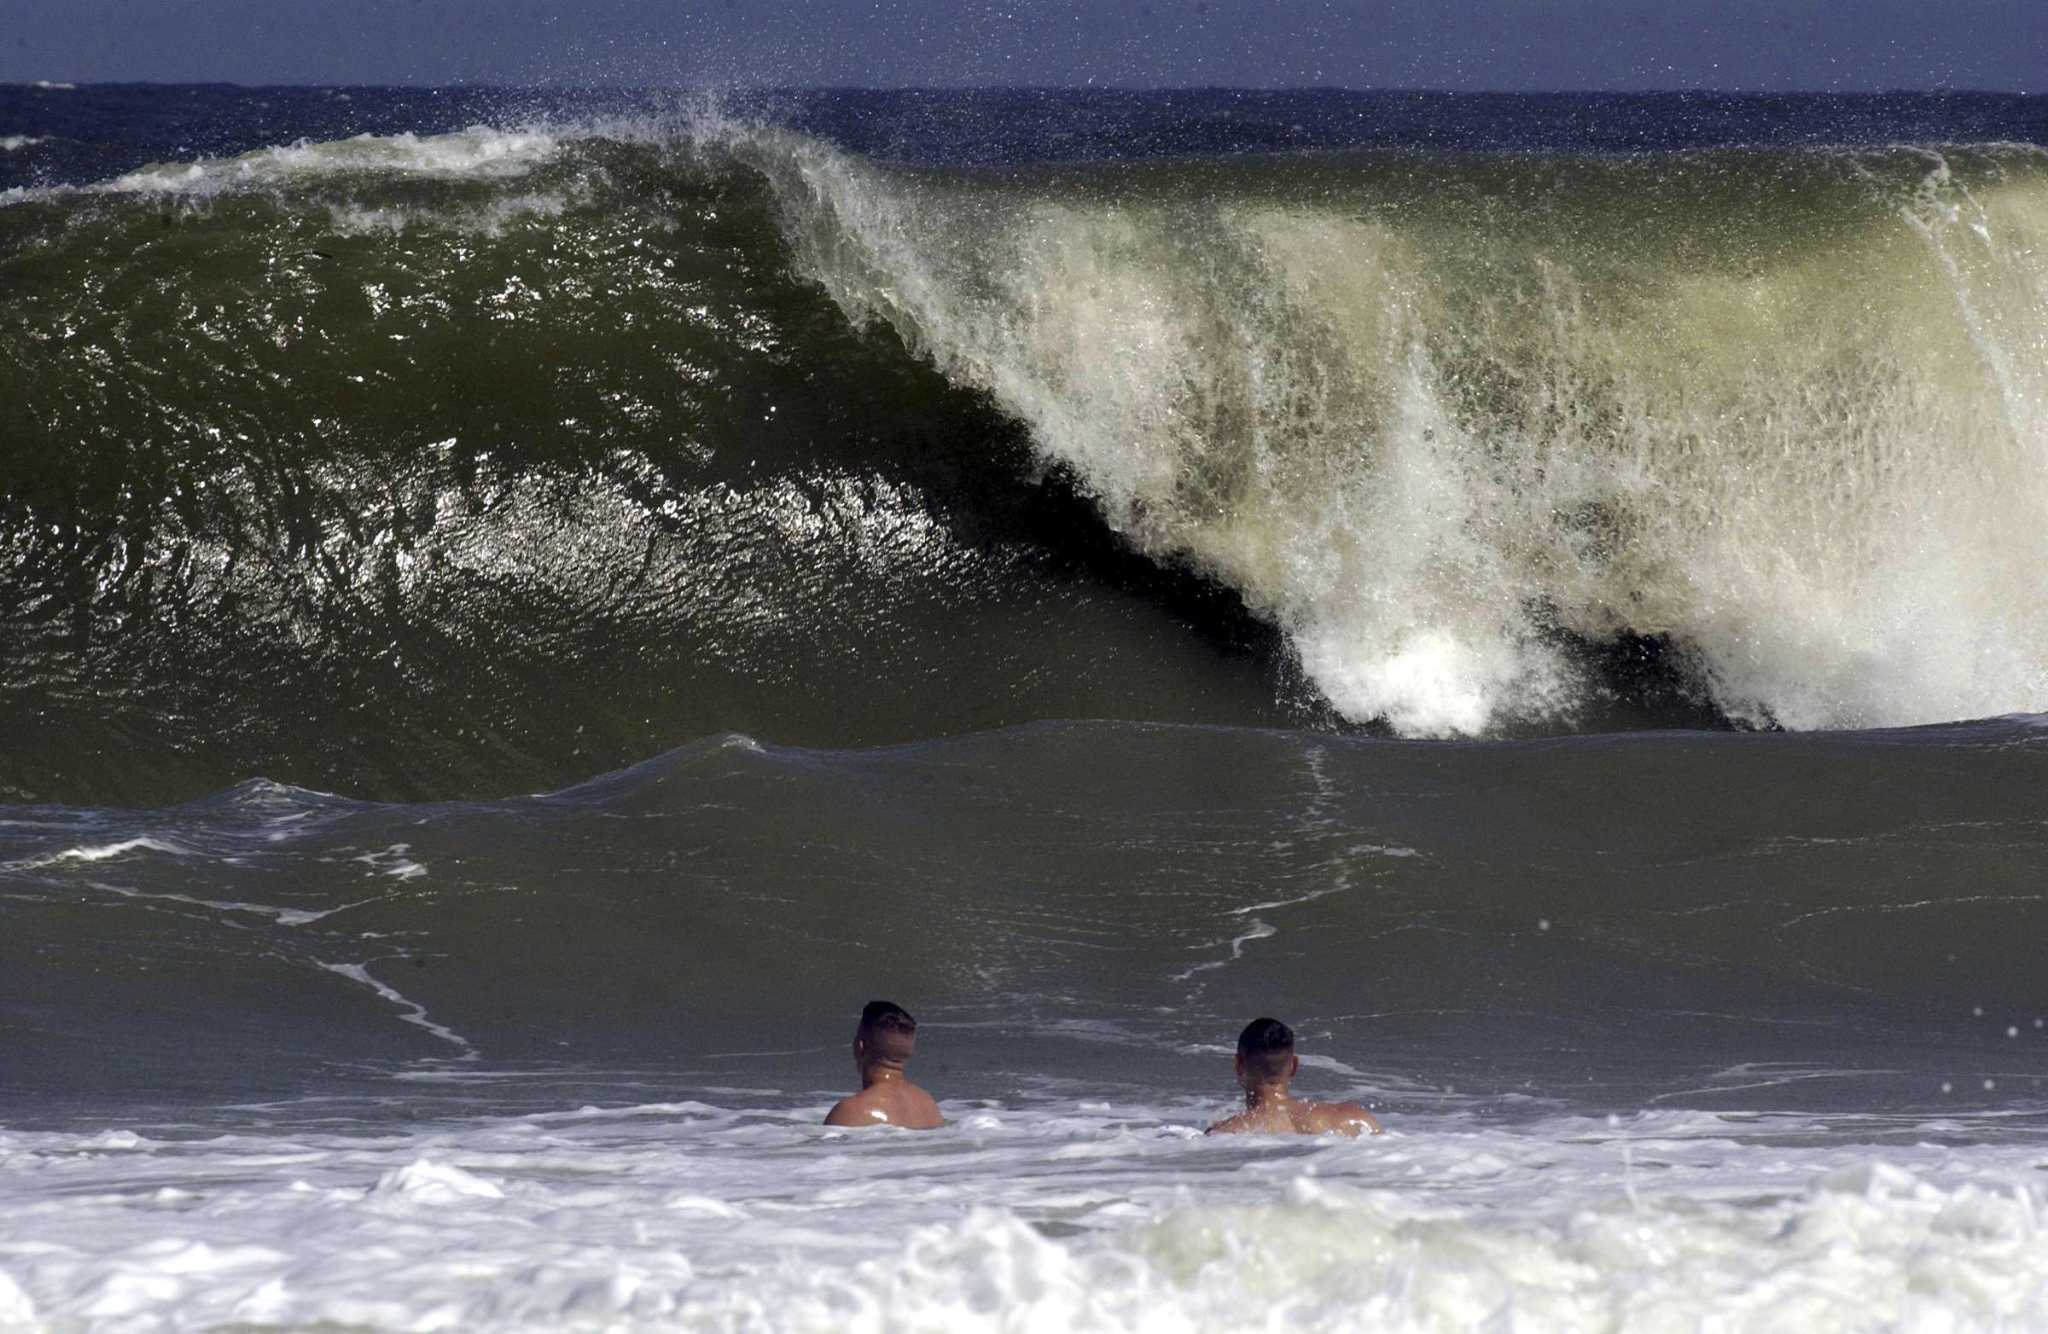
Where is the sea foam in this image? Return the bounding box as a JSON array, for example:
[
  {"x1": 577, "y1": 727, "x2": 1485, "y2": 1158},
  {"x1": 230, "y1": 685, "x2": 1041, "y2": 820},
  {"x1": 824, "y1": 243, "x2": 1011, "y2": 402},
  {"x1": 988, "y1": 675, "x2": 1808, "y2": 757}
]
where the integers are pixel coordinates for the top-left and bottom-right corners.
[
  {"x1": 99, "y1": 127, "x2": 565, "y2": 198},
  {"x1": 2, "y1": 1101, "x2": 2045, "y2": 1331},
  {"x1": 743, "y1": 131, "x2": 2048, "y2": 736}
]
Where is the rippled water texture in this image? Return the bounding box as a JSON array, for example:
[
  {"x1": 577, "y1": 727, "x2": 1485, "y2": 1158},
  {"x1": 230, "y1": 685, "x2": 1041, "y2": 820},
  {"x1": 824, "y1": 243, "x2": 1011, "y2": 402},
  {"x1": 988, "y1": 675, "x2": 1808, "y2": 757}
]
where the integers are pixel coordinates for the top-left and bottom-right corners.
[
  {"x1": 5, "y1": 87, "x2": 2048, "y2": 1332},
  {"x1": 6, "y1": 90, "x2": 2048, "y2": 802}
]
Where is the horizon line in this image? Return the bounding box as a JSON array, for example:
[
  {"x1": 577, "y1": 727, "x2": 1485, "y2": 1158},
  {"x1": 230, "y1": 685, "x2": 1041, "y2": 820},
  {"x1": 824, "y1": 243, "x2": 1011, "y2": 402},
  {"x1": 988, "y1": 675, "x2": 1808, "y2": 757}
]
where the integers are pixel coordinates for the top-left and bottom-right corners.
[{"x1": 3, "y1": 79, "x2": 2040, "y2": 98}]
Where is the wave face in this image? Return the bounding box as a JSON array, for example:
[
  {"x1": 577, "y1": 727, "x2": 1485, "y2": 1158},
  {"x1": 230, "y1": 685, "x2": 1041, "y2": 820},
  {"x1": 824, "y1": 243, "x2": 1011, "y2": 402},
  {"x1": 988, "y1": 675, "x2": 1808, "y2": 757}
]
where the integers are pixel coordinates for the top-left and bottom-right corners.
[
  {"x1": 5, "y1": 92, "x2": 2048, "y2": 802},
  {"x1": 757, "y1": 136, "x2": 2048, "y2": 737},
  {"x1": 0, "y1": 124, "x2": 1307, "y2": 805}
]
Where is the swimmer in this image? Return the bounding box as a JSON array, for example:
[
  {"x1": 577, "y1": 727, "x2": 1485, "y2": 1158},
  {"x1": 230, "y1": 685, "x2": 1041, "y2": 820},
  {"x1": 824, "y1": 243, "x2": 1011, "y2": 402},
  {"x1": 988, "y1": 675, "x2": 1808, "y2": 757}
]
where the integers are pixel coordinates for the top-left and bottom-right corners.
[
  {"x1": 1206, "y1": 1017, "x2": 1382, "y2": 1137},
  {"x1": 824, "y1": 999, "x2": 945, "y2": 1129}
]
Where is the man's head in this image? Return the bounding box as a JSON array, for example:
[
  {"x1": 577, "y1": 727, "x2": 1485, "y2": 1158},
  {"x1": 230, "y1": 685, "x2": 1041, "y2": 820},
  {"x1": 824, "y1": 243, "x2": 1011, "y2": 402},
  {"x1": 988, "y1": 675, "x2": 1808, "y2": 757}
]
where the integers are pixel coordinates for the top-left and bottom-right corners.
[
  {"x1": 855, "y1": 999, "x2": 918, "y2": 1068},
  {"x1": 1234, "y1": 1016, "x2": 1299, "y2": 1087}
]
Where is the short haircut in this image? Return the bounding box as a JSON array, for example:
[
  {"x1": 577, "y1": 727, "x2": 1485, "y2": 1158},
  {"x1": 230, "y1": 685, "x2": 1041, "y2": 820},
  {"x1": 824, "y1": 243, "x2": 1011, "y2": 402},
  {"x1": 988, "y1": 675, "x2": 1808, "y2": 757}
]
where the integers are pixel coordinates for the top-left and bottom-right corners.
[
  {"x1": 859, "y1": 1000, "x2": 918, "y2": 1060},
  {"x1": 1236, "y1": 1017, "x2": 1295, "y2": 1080}
]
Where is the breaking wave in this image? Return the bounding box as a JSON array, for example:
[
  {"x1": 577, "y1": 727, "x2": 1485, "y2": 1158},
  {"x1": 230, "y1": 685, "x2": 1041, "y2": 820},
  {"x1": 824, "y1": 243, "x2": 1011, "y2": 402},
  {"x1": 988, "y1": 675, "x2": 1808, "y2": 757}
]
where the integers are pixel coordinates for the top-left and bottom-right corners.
[
  {"x1": 747, "y1": 130, "x2": 2048, "y2": 736},
  {"x1": 4, "y1": 114, "x2": 2047, "y2": 800}
]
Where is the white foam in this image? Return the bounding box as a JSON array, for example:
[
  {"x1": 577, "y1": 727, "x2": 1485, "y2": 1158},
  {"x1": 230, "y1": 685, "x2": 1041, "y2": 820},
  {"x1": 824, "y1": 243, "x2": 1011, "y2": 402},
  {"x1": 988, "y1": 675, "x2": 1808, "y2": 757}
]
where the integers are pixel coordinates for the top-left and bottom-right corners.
[
  {"x1": 0, "y1": 135, "x2": 45, "y2": 152},
  {"x1": 1171, "y1": 917, "x2": 1276, "y2": 981},
  {"x1": 0, "y1": 1100, "x2": 2043, "y2": 1331},
  {"x1": 96, "y1": 127, "x2": 564, "y2": 199},
  {"x1": 325, "y1": 188, "x2": 577, "y2": 237},
  {"x1": 0, "y1": 1271, "x2": 33, "y2": 1325},
  {"x1": 373, "y1": 1158, "x2": 505, "y2": 1202},
  {"x1": 744, "y1": 133, "x2": 2048, "y2": 736},
  {"x1": 81, "y1": 879, "x2": 353, "y2": 926},
  {"x1": 77, "y1": 1130, "x2": 147, "y2": 1151},
  {"x1": 3, "y1": 837, "x2": 190, "y2": 872},
  {"x1": 352, "y1": 844, "x2": 428, "y2": 881},
  {"x1": 316, "y1": 961, "x2": 477, "y2": 1056}
]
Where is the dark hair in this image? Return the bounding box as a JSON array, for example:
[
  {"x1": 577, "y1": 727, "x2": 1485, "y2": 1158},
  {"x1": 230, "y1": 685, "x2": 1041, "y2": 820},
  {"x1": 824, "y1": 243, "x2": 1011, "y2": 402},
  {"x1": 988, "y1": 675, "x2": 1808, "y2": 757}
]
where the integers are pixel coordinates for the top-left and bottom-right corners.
[
  {"x1": 860, "y1": 999, "x2": 917, "y2": 1037},
  {"x1": 1236, "y1": 1017, "x2": 1295, "y2": 1079}
]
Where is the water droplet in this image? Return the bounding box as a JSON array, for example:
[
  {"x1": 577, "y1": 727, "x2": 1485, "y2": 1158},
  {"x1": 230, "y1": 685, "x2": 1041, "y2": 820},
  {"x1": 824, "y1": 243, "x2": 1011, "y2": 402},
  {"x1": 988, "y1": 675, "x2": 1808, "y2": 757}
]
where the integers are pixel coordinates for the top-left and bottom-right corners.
[
  {"x1": 1941, "y1": 1081, "x2": 1953, "y2": 1094},
  {"x1": 1973, "y1": 1006, "x2": 1985, "y2": 1017},
  {"x1": 1537, "y1": 919, "x2": 1550, "y2": 931},
  {"x1": 1984, "y1": 1079, "x2": 1996, "y2": 1091},
  {"x1": 2009, "y1": 1026, "x2": 2021, "y2": 1038}
]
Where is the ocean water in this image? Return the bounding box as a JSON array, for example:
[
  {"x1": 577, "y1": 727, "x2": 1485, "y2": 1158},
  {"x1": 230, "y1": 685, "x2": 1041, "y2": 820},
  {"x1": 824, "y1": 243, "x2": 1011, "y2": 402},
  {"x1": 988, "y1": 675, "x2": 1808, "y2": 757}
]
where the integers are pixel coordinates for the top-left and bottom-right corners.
[{"x1": 3, "y1": 85, "x2": 2048, "y2": 1330}]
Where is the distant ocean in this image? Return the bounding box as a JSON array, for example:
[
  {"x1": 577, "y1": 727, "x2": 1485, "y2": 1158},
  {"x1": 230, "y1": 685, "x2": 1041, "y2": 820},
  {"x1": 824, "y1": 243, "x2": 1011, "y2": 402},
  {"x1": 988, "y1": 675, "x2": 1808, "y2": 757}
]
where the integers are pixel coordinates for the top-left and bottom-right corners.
[{"x1": 3, "y1": 84, "x2": 2047, "y2": 1331}]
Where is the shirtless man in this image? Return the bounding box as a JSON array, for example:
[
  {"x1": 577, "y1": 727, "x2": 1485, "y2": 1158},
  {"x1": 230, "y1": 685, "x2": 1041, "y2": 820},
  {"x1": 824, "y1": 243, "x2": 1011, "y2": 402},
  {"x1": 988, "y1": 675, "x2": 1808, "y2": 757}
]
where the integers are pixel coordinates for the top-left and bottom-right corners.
[
  {"x1": 823, "y1": 1000, "x2": 945, "y2": 1129},
  {"x1": 1206, "y1": 1017, "x2": 1382, "y2": 1137}
]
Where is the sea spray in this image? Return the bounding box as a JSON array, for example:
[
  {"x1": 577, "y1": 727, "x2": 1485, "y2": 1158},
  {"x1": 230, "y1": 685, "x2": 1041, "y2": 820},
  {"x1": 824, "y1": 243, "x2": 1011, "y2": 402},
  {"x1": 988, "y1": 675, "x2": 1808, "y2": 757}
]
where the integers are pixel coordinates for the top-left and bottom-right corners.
[
  {"x1": 7, "y1": 102, "x2": 2048, "y2": 805},
  {"x1": 748, "y1": 136, "x2": 2048, "y2": 734}
]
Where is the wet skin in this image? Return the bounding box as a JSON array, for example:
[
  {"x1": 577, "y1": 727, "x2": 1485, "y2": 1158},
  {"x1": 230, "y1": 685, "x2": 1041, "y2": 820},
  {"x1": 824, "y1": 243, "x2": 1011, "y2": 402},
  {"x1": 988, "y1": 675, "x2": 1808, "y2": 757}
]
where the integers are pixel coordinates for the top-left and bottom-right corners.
[
  {"x1": 825, "y1": 1038, "x2": 943, "y2": 1130},
  {"x1": 1206, "y1": 1053, "x2": 1382, "y2": 1137}
]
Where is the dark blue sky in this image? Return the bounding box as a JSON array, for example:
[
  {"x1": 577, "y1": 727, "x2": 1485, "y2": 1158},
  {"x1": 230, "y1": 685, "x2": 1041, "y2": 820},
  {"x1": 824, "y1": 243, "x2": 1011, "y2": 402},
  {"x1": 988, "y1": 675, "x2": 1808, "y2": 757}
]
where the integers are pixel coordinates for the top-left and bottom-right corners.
[{"x1": 5, "y1": 0, "x2": 2043, "y2": 91}]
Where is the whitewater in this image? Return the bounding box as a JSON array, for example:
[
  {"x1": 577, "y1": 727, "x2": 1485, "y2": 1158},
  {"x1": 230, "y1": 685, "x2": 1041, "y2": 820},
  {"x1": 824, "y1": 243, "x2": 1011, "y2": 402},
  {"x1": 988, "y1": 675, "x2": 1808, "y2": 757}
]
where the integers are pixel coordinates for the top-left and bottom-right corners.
[
  {"x1": 7, "y1": 1099, "x2": 2048, "y2": 1331},
  {"x1": 4, "y1": 86, "x2": 2048, "y2": 1331},
  {"x1": 745, "y1": 133, "x2": 2048, "y2": 737}
]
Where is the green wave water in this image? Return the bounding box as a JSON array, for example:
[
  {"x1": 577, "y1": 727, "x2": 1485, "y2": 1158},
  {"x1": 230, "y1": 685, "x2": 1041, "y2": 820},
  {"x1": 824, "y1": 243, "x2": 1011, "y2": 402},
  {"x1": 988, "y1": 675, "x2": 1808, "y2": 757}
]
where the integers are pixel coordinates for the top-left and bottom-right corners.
[{"x1": 5, "y1": 123, "x2": 2047, "y2": 804}]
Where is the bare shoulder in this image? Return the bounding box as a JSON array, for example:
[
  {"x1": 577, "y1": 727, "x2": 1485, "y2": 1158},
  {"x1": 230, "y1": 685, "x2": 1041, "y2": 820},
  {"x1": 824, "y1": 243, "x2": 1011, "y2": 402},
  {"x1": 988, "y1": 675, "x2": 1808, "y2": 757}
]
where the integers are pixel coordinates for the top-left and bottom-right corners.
[
  {"x1": 1308, "y1": 1101, "x2": 1383, "y2": 1137},
  {"x1": 899, "y1": 1084, "x2": 945, "y2": 1130},
  {"x1": 824, "y1": 1093, "x2": 885, "y2": 1128},
  {"x1": 1205, "y1": 1111, "x2": 1253, "y2": 1136},
  {"x1": 825, "y1": 1085, "x2": 945, "y2": 1130}
]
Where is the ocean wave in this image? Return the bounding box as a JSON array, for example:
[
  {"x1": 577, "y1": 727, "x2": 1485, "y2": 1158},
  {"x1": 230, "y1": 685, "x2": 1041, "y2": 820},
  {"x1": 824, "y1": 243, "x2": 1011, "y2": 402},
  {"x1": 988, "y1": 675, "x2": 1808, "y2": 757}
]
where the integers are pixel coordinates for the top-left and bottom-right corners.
[
  {"x1": 5, "y1": 117, "x2": 2048, "y2": 801},
  {"x1": 1, "y1": 836, "x2": 194, "y2": 873},
  {"x1": 0, "y1": 121, "x2": 1306, "y2": 804},
  {"x1": 746, "y1": 129, "x2": 2048, "y2": 736}
]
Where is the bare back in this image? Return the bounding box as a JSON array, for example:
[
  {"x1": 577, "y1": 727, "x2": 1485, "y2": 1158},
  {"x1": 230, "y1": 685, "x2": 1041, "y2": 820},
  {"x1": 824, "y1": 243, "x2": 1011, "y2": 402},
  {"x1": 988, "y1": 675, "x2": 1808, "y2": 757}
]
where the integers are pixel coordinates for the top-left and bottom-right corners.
[
  {"x1": 824, "y1": 1080, "x2": 944, "y2": 1130},
  {"x1": 1207, "y1": 1097, "x2": 1380, "y2": 1138}
]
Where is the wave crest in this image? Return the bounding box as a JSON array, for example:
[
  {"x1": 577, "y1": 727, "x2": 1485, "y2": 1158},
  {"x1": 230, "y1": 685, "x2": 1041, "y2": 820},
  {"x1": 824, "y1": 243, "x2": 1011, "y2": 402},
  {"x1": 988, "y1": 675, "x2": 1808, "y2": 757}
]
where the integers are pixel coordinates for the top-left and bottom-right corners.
[{"x1": 746, "y1": 134, "x2": 2048, "y2": 734}]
